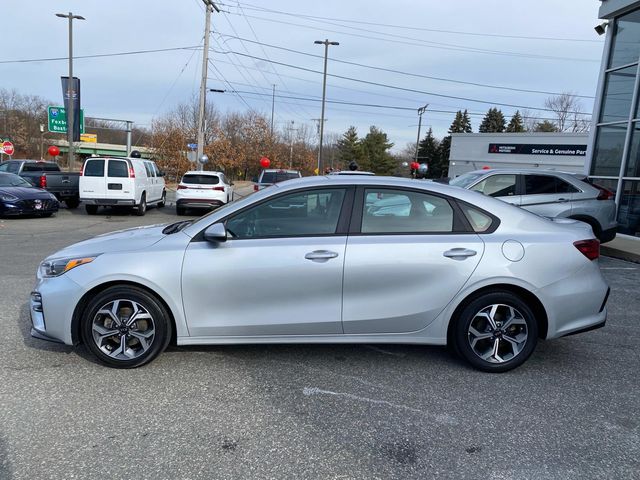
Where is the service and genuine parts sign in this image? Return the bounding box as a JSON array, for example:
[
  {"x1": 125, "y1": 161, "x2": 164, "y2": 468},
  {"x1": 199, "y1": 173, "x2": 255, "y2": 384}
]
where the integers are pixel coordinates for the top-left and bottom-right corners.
[{"x1": 488, "y1": 143, "x2": 587, "y2": 156}]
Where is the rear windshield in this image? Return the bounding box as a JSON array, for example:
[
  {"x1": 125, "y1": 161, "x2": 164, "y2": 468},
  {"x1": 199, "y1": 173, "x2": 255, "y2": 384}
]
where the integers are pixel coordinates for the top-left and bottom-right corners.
[
  {"x1": 22, "y1": 163, "x2": 59, "y2": 172},
  {"x1": 107, "y1": 160, "x2": 129, "y2": 178},
  {"x1": 182, "y1": 174, "x2": 219, "y2": 185},
  {"x1": 260, "y1": 171, "x2": 300, "y2": 184},
  {"x1": 83, "y1": 159, "x2": 105, "y2": 177}
]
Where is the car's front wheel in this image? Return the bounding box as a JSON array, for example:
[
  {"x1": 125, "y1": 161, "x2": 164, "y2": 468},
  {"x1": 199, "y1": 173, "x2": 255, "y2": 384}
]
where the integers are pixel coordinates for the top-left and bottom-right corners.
[
  {"x1": 81, "y1": 286, "x2": 172, "y2": 368},
  {"x1": 453, "y1": 291, "x2": 538, "y2": 373}
]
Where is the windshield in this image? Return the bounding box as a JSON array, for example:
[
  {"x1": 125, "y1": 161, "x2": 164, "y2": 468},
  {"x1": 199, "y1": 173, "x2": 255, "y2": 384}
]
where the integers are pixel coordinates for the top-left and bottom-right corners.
[
  {"x1": 449, "y1": 172, "x2": 486, "y2": 188},
  {"x1": 0, "y1": 174, "x2": 31, "y2": 187}
]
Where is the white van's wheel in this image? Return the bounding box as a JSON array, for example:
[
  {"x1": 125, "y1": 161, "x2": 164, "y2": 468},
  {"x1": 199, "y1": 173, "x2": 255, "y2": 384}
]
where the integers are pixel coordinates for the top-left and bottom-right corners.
[{"x1": 136, "y1": 193, "x2": 147, "y2": 216}]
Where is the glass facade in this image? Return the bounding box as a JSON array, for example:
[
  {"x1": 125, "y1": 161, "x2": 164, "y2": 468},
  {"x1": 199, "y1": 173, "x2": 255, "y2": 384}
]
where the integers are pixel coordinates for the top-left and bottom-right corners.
[{"x1": 590, "y1": 7, "x2": 640, "y2": 237}]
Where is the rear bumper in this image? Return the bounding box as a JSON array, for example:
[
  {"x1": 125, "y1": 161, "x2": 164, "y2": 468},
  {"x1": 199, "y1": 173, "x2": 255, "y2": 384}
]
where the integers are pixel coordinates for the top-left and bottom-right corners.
[
  {"x1": 81, "y1": 198, "x2": 136, "y2": 206},
  {"x1": 176, "y1": 199, "x2": 225, "y2": 209}
]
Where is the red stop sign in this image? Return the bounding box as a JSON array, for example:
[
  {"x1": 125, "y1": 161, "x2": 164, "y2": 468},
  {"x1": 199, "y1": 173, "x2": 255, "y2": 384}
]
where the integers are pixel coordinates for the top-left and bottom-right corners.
[{"x1": 2, "y1": 141, "x2": 14, "y2": 156}]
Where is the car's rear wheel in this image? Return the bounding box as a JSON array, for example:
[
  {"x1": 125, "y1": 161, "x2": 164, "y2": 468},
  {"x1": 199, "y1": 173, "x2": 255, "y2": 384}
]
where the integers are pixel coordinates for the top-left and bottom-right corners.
[
  {"x1": 136, "y1": 193, "x2": 147, "y2": 216},
  {"x1": 453, "y1": 292, "x2": 538, "y2": 373},
  {"x1": 81, "y1": 286, "x2": 172, "y2": 368},
  {"x1": 158, "y1": 190, "x2": 166, "y2": 208},
  {"x1": 85, "y1": 205, "x2": 98, "y2": 215}
]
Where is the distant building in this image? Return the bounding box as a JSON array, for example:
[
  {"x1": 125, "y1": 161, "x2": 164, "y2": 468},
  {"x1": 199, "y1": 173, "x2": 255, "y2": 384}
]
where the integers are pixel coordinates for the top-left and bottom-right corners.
[
  {"x1": 588, "y1": 0, "x2": 640, "y2": 237},
  {"x1": 448, "y1": 133, "x2": 588, "y2": 178}
]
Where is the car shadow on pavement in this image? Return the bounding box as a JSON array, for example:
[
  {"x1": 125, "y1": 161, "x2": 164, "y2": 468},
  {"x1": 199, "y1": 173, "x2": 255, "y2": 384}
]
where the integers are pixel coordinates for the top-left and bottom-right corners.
[{"x1": 17, "y1": 301, "x2": 75, "y2": 356}]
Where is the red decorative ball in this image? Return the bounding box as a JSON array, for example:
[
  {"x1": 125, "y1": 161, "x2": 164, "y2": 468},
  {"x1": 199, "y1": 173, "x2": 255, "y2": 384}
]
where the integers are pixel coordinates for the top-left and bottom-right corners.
[
  {"x1": 482, "y1": 165, "x2": 490, "y2": 170},
  {"x1": 260, "y1": 157, "x2": 271, "y2": 168},
  {"x1": 410, "y1": 161, "x2": 420, "y2": 170},
  {"x1": 48, "y1": 146, "x2": 60, "y2": 157}
]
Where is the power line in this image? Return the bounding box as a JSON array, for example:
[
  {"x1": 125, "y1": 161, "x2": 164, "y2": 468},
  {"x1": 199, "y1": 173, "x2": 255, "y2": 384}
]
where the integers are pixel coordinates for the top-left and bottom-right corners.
[
  {"x1": 221, "y1": 1, "x2": 601, "y2": 44},
  {"x1": 218, "y1": 34, "x2": 595, "y2": 99},
  {"x1": 211, "y1": 48, "x2": 594, "y2": 115},
  {"x1": 0, "y1": 46, "x2": 201, "y2": 64},
  {"x1": 223, "y1": 10, "x2": 599, "y2": 63}
]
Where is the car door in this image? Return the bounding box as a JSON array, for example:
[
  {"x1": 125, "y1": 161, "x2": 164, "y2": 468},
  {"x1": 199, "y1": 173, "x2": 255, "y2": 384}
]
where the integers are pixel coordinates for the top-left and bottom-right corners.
[
  {"x1": 104, "y1": 159, "x2": 132, "y2": 201},
  {"x1": 469, "y1": 173, "x2": 521, "y2": 206},
  {"x1": 342, "y1": 187, "x2": 484, "y2": 334},
  {"x1": 181, "y1": 187, "x2": 353, "y2": 337},
  {"x1": 80, "y1": 158, "x2": 106, "y2": 199},
  {"x1": 519, "y1": 174, "x2": 575, "y2": 218},
  {"x1": 143, "y1": 161, "x2": 159, "y2": 201}
]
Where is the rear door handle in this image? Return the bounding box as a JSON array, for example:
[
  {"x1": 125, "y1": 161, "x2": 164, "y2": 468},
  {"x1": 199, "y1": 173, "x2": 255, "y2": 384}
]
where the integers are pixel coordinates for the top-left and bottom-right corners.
[
  {"x1": 305, "y1": 250, "x2": 339, "y2": 262},
  {"x1": 558, "y1": 198, "x2": 570, "y2": 203},
  {"x1": 443, "y1": 248, "x2": 477, "y2": 259}
]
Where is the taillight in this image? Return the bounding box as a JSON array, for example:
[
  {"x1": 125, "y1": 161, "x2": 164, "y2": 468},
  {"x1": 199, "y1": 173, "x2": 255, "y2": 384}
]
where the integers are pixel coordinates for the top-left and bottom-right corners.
[
  {"x1": 596, "y1": 187, "x2": 614, "y2": 200},
  {"x1": 39, "y1": 175, "x2": 46, "y2": 188},
  {"x1": 177, "y1": 185, "x2": 188, "y2": 190},
  {"x1": 574, "y1": 239, "x2": 600, "y2": 261},
  {"x1": 213, "y1": 186, "x2": 225, "y2": 191},
  {"x1": 254, "y1": 184, "x2": 259, "y2": 191},
  {"x1": 129, "y1": 167, "x2": 135, "y2": 178}
]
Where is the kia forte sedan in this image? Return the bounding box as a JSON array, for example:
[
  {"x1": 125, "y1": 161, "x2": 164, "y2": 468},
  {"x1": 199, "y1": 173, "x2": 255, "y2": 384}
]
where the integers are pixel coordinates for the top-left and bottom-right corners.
[{"x1": 30, "y1": 176, "x2": 609, "y2": 372}]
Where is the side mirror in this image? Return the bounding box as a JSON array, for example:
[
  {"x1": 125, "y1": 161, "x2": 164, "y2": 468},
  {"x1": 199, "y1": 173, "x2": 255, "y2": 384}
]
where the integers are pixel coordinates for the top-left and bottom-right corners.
[
  {"x1": 203, "y1": 223, "x2": 228, "y2": 243},
  {"x1": 229, "y1": 181, "x2": 235, "y2": 186},
  {"x1": 159, "y1": 171, "x2": 166, "y2": 177}
]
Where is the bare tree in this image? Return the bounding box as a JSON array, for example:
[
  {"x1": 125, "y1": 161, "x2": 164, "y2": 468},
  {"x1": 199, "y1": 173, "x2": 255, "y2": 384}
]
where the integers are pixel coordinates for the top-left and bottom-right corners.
[{"x1": 544, "y1": 92, "x2": 590, "y2": 133}]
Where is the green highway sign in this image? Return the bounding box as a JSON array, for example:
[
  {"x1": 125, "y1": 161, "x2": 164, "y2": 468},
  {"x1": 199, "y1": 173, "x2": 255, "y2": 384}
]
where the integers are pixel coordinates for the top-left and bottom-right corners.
[{"x1": 47, "y1": 106, "x2": 85, "y2": 134}]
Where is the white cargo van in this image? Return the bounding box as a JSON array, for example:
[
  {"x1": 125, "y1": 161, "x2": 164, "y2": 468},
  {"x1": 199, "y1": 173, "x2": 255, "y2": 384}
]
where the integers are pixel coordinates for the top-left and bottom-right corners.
[{"x1": 80, "y1": 157, "x2": 166, "y2": 216}]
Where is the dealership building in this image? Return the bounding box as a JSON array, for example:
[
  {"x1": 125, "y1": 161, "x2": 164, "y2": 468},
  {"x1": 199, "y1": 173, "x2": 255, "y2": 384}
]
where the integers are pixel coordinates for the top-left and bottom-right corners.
[{"x1": 587, "y1": 0, "x2": 640, "y2": 237}]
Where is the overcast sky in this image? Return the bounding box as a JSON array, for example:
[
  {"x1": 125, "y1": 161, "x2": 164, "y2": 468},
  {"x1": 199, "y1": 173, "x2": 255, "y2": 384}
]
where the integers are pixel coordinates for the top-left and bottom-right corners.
[{"x1": 3, "y1": 0, "x2": 604, "y2": 152}]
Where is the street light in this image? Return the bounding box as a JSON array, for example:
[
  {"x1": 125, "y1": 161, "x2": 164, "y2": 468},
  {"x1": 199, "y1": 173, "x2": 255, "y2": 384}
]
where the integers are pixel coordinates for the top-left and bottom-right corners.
[
  {"x1": 56, "y1": 12, "x2": 85, "y2": 172},
  {"x1": 314, "y1": 39, "x2": 339, "y2": 175}
]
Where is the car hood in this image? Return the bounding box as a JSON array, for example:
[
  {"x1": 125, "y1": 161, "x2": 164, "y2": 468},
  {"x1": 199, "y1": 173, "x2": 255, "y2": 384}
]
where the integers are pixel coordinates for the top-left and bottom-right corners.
[
  {"x1": 48, "y1": 223, "x2": 168, "y2": 260},
  {"x1": 0, "y1": 186, "x2": 52, "y2": 200}
]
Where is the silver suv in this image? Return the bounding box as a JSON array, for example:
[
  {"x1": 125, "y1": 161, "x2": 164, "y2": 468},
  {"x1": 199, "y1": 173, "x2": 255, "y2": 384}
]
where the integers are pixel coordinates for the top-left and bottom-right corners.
[
  {"x1": 253, "y1": 169, "x2": 302, "y2": 191},
  {"x1": 449, "y1": 169, "x2": 617, "y2": 243}
]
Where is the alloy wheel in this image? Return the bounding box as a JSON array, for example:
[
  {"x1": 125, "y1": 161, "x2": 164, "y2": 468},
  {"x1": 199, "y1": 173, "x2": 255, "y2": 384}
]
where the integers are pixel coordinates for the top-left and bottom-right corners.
[
  {"x1": 467, "y1": 304, "x2": 528, "y2": 363},
  {"x1": 91, "y1": 299, "x2": 156, "y2": 360}
]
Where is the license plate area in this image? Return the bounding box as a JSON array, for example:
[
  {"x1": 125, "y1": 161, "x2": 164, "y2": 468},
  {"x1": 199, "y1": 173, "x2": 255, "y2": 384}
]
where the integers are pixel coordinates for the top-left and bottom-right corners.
[{"x1": 108, "y1": 183, "x2": 123, "y2": 190}]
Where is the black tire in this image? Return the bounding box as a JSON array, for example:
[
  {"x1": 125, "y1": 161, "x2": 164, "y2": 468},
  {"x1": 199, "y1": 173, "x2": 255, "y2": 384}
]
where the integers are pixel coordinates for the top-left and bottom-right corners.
[
  {"x1": 176, "y1": 205, "x2": 186, "y2": 216},
  {"x1": 80, "y1": 285, "x2": 172, "y2": 368},
  {"x1": 65, "y1": 197, "x2": 80, "y2": 209},
  {"x1": 453, "y1": 291, "x2": 538, "y2": 373},
  {"x1": 158, "y1": 190, "x2": 166, "y2": 208},
  {"x1": 136, "y1": 193, "x2": 147, "y2": 216},
  {"x1": 85, "y1": 205, "x2": 98, "y2": 215}
]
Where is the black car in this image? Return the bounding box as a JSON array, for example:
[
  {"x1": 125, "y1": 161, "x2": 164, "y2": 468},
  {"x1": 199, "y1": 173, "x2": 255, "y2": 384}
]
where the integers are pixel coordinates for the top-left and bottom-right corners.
[{"x1": 0, "y1": 172, "x2": 59, "y2": 217}]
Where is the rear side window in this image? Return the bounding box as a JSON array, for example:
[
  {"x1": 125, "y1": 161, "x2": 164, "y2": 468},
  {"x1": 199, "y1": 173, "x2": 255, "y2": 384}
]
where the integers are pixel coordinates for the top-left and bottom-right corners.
[
  {"x1": 182, "y1": 174, "x2": 219, "y2": 185},
  {"x1": 471, "y1": 174, "x2": 517, "y2": 197},
  {"x1": 84, "y1": 160, "x2": 105, "y2": 177},
  {"x1": 524, "y1": 175, "x2": 578, "y2": 195},
  {"x1": 144, "y1": 162, "x2": 155, "y2": 177},
  {"x1": 22, "y1": 163, "x2": 59, "y2": 172},
  {"x1": 107, "y1": 160, "x2": 129, "y2": 178},
  {"x1": 362, "y1": 189, "x2": 454, "y2": 233},
  {"x1": 459, "y1": 204, "x2": 494, "y2": 233}
]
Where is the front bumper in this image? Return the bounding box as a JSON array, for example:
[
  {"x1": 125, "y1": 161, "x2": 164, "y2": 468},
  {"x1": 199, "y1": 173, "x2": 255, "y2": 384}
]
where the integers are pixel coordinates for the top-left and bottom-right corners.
[{"x1": 1, "y1": 199, "x2": 59, "y2": 216}]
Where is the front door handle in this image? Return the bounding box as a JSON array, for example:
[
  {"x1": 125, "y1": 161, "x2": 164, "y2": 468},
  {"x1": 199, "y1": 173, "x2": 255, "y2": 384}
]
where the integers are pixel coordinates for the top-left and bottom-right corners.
[
  {"x1": 305, "y1": 250, "x2": 339, "y2": 262},
  {"x1": 443, "y1": 248, "x2": 477, "y2": 259}
]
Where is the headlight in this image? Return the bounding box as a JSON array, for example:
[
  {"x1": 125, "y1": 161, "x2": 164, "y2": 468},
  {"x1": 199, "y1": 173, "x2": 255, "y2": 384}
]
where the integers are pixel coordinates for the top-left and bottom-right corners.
[
  {"x1": 0, "y1": 193, "x2": 18, "y2": 202},
  {"x1": 39, "y1": 255, "x2": 99, "y2": 278}
]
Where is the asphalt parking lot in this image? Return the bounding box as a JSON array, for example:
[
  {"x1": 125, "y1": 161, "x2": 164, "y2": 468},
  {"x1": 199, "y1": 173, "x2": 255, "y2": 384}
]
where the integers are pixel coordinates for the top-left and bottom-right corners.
[{"x1": 0, "y1": 196, "x2": 638, "y2": 480}]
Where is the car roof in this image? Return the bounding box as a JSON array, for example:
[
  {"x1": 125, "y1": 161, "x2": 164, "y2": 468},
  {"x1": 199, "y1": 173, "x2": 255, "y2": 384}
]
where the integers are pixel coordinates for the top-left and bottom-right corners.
[
  {"x1": 462, "y1": 168, "x2": 584, "y2": 178},
  {"x1": 261, "y1": 169, "x2": 300, "y2": 173},
  {"x1": 182, "y1": 170, "x2": 222, "y2": 176}
]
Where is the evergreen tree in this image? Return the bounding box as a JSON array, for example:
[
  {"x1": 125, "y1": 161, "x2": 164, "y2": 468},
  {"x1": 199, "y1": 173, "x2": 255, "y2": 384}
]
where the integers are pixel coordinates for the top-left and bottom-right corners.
[
  {"x1": 417, "y1": 128, "x2": 442, "y2": 177},
  {"x1": 439, "y1": 110, "x2": 471, "y2": 177},
  {"x1": 479, "y1": 107, "x2": 506, "y2": 133},
  {"x1": 359, "y1": 126, "x2": 395, "y2": 175},
  {"x1": 506, "y1": 111, "x2": 525, "y2": 132},
  {"x1": 533, "y1": 120, "x2": 558, "y2": 132},
  {"x1": 460, "y1": 109, "x2": 473, "y2": 133},
  {"x1": 336, "y1": 126, "x2": 362, "y2": 166}
]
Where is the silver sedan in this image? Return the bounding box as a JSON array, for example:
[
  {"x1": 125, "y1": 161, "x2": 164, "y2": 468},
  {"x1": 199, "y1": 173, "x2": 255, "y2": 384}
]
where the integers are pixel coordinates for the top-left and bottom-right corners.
[{"x1": 30, "y1": 175, "x2": 609, "y2": 372}]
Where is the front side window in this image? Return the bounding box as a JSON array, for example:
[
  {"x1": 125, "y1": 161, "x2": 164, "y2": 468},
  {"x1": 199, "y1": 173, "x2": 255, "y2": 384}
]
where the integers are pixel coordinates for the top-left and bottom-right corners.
[
  {"x1": 84, "y1": 159, "x2": 105, "y2": 177},
  {"x1": 470, "y1": 174, "x2": 517, "y2": 197},
  {"x1": 226, "y1": 188, "x2": 346, "y2": 238},
  {"x1": 362, "y1": 189, "x2": 453, "y2": 233},
  {"x1": 107, "y1": 160, "x2": 129, "y2": 178}
]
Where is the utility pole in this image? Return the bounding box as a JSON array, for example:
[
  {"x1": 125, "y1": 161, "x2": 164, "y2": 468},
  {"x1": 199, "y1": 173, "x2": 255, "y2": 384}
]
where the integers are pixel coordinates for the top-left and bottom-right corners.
[
  {"x1": 197, "y1": 1, "x2": 220, "y2": 172},
  {"x1": 270, "y1": 84, "x2": 276, "y2": 137},
  {"x1": 287, "y1": 120, "x2": 295, "y2": 168},
  {"x1": 56, "y1": 12, "x2": 85, "y2": 171},
  {"x1": 126, "y1": 121, "x2": 133, "y2": 156},
  {"x1": 314, "y1": 39, "x2": 339, "y2": 175},
  {"x1": 414, "y1": 104, "x2": 429, "y2": 163}
]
